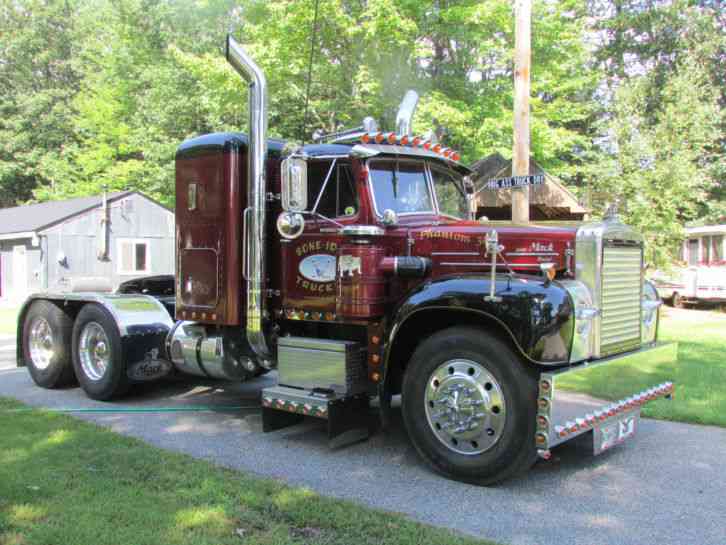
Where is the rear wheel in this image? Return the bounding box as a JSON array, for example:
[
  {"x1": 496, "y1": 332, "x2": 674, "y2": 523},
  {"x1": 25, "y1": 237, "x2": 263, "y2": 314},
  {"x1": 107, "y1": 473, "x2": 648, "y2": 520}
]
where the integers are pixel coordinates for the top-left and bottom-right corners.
[
  {"x1": 72, "y1": 304, "x2": 129, "y2": 400},
  {"x1": 402, "y1": 326, "x2": 538, "y2": 485},
  {"x1": 22, "y1": 300, "x2": 75, "y2": 388}
]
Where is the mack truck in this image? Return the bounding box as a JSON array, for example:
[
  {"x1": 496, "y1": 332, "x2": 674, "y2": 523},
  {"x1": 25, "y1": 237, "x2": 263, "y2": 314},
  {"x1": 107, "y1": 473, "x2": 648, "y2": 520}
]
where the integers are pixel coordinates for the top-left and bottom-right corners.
[{"x1": 16, "y1": 36, "x2": 677, "y2": 484}]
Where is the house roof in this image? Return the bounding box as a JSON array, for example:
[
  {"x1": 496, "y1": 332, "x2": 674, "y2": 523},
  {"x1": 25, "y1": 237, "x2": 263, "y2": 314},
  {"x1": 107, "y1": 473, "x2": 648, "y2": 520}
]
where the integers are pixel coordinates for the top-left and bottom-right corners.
[
  {"x1": 0, "y1": 191, "x2": 135, "y2": 237},
  {"x1": 470, "y1": 153, "x2": 588, "y2": 217}
]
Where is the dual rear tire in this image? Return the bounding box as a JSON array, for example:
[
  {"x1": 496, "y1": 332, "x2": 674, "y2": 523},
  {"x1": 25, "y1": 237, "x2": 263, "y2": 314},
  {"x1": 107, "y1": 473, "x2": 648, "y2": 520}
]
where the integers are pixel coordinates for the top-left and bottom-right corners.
[{"x1": 22, "y1": 301, "x2": 128, "y2": 400}]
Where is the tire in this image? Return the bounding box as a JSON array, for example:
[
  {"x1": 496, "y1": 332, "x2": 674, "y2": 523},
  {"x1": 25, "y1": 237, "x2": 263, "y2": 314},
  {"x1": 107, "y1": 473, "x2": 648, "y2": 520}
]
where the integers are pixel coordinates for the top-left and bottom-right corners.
[
  {"x1": 22, "y1": 300, "x2": 75, "y2": 388},
  {"x1": 72, "y1": 304, "x2": 129, "y2": 400},
  {"x1": 401, "y1": 326, "x2": 538, "y2": 485}
]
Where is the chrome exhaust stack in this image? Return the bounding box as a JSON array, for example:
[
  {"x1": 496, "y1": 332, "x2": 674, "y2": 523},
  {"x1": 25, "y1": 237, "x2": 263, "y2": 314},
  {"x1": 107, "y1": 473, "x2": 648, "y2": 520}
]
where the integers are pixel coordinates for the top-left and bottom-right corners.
[
  {"x1": 225, "y1": 34, "x2": 270, "y2": 360},
  {"x1": 395, "y1": 90, "x2": 419, "y2": 137}
]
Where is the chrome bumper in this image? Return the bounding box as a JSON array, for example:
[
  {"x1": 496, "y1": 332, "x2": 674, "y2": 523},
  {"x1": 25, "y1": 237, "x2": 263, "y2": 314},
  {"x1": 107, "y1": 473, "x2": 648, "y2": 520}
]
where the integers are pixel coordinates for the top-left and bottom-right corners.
[{"x1": 535, "y1": 342, "x2": 677, "y2": 453}]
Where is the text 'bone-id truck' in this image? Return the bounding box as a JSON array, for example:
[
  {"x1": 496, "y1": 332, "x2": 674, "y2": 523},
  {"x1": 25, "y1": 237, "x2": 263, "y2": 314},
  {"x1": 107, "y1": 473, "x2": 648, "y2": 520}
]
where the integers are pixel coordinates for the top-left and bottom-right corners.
[{"x1": 16, "y1": 36, "x2": 677, "y2": 485}]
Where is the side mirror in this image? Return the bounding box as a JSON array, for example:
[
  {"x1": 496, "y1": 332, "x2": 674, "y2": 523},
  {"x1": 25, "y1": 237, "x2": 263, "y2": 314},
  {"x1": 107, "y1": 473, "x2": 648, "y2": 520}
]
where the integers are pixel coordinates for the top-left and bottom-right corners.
[{"x1": 281, "y1": 157, "x2": 308, "y2": 211}]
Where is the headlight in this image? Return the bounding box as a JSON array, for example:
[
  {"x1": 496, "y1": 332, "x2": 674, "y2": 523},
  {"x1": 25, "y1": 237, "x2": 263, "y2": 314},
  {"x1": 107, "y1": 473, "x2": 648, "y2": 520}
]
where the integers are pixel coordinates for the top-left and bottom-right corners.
[
  {"x1": 560, "y1": 280, "x2": 597, "y2": 363},
  {"x1": 642, "y1": 280, "x2": 661, "y2": 344}
]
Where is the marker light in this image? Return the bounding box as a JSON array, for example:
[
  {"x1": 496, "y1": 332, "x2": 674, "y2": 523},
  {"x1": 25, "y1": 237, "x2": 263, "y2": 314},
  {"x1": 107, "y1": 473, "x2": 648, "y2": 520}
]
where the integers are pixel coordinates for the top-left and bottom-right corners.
[
  {"x1": 423, "y1": 140, "x2": 432, "y2": 150},
  {"x1": 412, "y1": 136, "x2": 422, "y2": 146},
  {"x1": 361, "y1": 133, "x2": 371, "y2": 144},
  {"x1": 399, "y1": 135, "x2": 409, "y2": 145},
  {"x1": 432, "y1": 143, "x2": 442, "y2": 154},
  {"x1": 451, "y1": 152, "x2": 461, "y2": 162},
  {"x1": 540, "y1": 262, "x2": 557, "y2": 281},
  {"x1": 374, "y1": 132, "x2": 385, "y2": 144},
  {"x1": 387, "y1": 132, "x2": 397, "y2": 144}
]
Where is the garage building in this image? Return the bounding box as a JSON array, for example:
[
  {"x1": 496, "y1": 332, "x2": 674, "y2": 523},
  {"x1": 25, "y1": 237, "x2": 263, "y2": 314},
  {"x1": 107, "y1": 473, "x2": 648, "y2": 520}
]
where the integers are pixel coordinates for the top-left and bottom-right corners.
[{"x1": 0, "y1": 191, "x2": 174, "y2": 303}]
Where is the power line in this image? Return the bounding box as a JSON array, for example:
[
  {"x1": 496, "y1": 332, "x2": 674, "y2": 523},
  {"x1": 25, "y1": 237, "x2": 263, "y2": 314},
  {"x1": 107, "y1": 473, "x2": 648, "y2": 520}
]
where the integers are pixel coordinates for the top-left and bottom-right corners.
[{"x1": 300, "y1": 0, "x2": 321, "y2": 143}]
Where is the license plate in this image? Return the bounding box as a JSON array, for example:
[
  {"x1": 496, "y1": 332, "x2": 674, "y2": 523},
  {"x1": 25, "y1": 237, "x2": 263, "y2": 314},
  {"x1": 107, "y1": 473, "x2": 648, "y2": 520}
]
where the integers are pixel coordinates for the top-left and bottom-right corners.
[{"x1": 593, "y1": 411, "x2": 639, "y2": 455}]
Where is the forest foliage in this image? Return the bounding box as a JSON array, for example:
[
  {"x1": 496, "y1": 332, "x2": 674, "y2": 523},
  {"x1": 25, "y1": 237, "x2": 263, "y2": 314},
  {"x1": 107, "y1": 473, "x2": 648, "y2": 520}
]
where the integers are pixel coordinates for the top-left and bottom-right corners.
[{"x1": 0, "y1": 0, "x2": 724, "y2": 264}]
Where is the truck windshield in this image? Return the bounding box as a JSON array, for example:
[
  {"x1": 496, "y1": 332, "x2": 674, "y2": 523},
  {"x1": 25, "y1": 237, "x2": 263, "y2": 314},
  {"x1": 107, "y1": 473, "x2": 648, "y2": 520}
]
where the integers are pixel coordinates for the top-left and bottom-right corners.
[
  {"x1": 368, "y1": 159, "x2": 467, "y2": 219},
  {"x1": 369, "y1": 160, "x2": 433, "y2": 214}
]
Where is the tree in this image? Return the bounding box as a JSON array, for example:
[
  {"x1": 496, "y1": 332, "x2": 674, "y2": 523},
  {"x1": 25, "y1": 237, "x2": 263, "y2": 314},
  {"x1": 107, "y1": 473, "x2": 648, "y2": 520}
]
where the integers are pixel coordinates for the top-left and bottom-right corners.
[
  {"x1": 593, "y1": 50, "x2": 721, "y2": 266},
  {"x1": 0, "y1": 0, "x2": 82, "y2": 206}
]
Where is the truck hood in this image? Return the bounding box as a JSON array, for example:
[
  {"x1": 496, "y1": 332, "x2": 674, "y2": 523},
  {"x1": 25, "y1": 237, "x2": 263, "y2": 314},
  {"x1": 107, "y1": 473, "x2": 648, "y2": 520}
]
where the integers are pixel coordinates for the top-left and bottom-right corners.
[{"x1": 405, "y1": 220, "x2": 578, "y2": 275}]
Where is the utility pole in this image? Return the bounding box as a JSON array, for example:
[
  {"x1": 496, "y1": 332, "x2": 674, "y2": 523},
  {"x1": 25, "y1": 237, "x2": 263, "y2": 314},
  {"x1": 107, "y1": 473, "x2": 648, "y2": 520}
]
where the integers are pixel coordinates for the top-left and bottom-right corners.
[{"x1": 512, "y1": 0, "x2": 531, "y2": 224}]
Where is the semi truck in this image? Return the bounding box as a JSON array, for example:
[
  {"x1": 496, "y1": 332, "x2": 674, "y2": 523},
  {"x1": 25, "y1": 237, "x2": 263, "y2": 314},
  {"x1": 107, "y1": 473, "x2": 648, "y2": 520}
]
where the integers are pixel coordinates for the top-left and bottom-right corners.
[{"x1": 16, "y1": 36, "x2": 677, "y2": 484}]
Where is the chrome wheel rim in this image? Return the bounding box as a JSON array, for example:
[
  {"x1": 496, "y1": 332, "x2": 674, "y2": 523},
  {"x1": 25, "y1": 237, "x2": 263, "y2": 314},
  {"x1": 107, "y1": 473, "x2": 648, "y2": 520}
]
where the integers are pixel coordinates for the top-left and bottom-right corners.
[
  {"x1": 424, "y1": 359, "x2": 507, "y2": 455},
  {"x1": 79, "y1": 322, "x2": 110, "y2": 381},
  {"x1": 29, "y1": 317, "x2": 54, "y2": 370}
]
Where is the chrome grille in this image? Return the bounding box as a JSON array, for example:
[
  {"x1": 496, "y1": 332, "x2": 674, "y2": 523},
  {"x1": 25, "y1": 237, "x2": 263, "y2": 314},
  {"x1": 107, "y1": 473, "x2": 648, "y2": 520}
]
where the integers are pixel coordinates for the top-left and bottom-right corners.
[{"x1": 600, "y1": 244, "x2": 642, "y2": 356}]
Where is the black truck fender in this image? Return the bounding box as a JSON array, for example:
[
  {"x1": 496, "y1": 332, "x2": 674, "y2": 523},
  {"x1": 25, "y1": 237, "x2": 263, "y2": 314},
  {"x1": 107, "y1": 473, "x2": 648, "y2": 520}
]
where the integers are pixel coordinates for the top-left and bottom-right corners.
[{"x1": 377, "y1": 274, "x2": 575, "y2": 424}]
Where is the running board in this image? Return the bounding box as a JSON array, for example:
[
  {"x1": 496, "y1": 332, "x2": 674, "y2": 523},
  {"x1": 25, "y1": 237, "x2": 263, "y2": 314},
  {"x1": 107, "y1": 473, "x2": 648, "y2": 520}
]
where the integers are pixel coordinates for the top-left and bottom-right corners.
[{"x1": 261, "y1": 386, "x2": 370, "y2": 449}]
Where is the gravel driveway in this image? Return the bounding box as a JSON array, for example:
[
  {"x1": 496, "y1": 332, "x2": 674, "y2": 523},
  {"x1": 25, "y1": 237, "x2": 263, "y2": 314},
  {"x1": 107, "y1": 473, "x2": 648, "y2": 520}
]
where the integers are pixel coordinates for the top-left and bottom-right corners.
[{"x1": 1, "y1": 354, "x2": 724, "y2": 545}]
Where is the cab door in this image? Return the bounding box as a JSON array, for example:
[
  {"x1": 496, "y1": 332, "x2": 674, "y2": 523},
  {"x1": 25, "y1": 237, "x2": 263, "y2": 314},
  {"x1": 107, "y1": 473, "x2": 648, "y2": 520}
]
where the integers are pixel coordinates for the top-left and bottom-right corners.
[{"x1": 281, "y1": 158, "x2": 360, "y2": 315}]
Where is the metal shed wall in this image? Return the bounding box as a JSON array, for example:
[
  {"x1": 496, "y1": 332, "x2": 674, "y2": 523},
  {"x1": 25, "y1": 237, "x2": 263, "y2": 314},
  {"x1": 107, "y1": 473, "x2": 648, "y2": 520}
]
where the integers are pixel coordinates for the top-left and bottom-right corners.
[{"x1": 40, "y1": 193, "x2": 175, "y2": 292}]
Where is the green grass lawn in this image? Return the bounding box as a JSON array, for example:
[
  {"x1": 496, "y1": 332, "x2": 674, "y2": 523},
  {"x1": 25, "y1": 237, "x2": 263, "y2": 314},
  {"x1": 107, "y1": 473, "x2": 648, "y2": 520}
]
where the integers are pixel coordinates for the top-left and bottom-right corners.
[
  {"x1": 0, "y1": 307, "x2": 18, "y2": 335},
  {"x1": 560, "y1": 306, "x2": 726, "y2": 428},
  {"x1": 644, "y1": 307, "x2": 726, "y2": 427},
  {"x1": 0, "y1": 398, "x2": 492, "y2": 545}
]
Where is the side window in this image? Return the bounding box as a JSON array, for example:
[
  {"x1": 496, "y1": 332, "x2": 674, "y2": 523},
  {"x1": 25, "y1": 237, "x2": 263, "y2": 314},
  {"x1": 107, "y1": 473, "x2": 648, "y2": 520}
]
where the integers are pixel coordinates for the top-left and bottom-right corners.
[
  {"x1": 703, "y1": 236, "x2": 711, "y2": 264},
  {"x1": 430, "y1": 166, "x2": 468, "y2": 219},
  {"x1": 309, "y1": 161, "x2": 357, "y2": 219},
  {"x1": 117, "y1": 239, "x2": 150, "y2": 274},
  {"x1": 713, "y1": 235, "x2": 723, "y2": 262},
  {"x1": 687, "y1": 239, "x2": 699, "y2": 266}
]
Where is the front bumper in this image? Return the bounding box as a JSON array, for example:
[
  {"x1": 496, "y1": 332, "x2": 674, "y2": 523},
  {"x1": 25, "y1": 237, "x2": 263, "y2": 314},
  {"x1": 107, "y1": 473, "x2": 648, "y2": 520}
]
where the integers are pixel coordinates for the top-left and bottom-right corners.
[{"x1": 536, "y1": 342, "x2": 677, "y2": 452}]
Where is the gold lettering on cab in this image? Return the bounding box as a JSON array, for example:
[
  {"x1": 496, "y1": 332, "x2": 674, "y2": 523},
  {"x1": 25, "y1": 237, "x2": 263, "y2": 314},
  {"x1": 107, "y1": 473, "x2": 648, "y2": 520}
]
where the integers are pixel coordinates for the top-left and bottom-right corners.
[
  {"x1": 295, "y1": 240, "x2": 338, "y2": 256},
  {"x1": 295, "y1": 240, "x2": 338, "y2": 293},
  {"x1": 419, "y1": 230, "x2": 472, "y2": 243}
]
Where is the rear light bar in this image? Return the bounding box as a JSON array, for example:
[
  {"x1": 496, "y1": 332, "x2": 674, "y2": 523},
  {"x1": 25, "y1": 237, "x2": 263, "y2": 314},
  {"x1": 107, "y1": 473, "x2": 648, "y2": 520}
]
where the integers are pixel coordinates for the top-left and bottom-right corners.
[{"x1": 360, "y1": 132, "x2": 462, "y2": 163}]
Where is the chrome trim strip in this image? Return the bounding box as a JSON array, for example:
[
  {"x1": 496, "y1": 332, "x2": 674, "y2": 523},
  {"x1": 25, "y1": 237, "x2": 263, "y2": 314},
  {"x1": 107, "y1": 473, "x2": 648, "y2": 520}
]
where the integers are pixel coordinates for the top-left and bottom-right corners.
[
  {"x1": 340, "y1": 225, "x2": 385, "y2": 237},
  {"x1": 226, "y1": 35, "x2": 270, "y2": 360},
  {"x1": 439, "y1": 262, "x2": 541, "y2": 268},
  {"x1": 505, "y1": 251, "x2": 558, "y2": 257},
  {"x1": 431, "y1": 251, "x2": 480, "y2": 256}
]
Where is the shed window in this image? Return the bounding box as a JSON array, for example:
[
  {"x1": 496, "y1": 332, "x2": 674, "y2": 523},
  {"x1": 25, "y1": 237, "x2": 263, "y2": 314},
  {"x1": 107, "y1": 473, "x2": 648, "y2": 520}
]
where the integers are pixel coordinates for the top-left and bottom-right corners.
[
  {"x1": 118, "y1": 239, "x2": 150, "y2": 274},
  {"x1": 712, "y1": 235, "x2": 723, "y2": 262}
]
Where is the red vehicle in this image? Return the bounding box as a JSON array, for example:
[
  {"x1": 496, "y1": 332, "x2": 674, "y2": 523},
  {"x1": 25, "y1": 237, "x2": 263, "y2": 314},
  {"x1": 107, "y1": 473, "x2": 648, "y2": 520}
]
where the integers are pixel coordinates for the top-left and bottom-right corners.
[{"x1": 16, "y1": 37, "x2": 676, "y2": 484}]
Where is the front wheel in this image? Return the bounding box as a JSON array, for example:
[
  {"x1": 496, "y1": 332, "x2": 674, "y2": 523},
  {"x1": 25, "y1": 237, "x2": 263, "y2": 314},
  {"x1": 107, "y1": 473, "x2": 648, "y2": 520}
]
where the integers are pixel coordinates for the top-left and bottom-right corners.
[{"x1": 402, "y1": 326, "x2": 538, "y2": 485}]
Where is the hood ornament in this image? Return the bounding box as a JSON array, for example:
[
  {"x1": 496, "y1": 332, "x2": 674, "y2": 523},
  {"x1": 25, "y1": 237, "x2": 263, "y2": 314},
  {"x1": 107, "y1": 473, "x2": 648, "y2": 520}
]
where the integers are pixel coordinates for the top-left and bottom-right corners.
[{"x1": 604, "y1": 201, "x2": 620, "y2": 222}]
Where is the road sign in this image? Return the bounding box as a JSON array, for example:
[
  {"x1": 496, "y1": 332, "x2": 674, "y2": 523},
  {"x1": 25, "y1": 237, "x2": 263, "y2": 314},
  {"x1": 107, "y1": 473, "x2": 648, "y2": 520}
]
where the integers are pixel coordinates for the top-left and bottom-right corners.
[{"x1": 484, "y1": 174, "x2": 544, "y2": 190}]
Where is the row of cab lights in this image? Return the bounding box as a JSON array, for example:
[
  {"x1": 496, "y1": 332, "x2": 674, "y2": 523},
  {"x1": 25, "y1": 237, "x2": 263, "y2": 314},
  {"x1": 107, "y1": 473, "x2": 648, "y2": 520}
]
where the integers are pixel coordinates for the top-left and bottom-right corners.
[
  {"x1": 279, "y1": 308, "x2": 337, "y2": 321},
  {"x1": 178, "y1": 310, "x2": 217, "y2": 321},
  {"x1": 261, "y1": 396, "x2": 328, "y2": 418},
  {"x1": 540, "y1": 382, "x2": 674, "y2": 444},
  {"x1": 360, "y1": 132, "x2": 462, "y2": 162}
]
